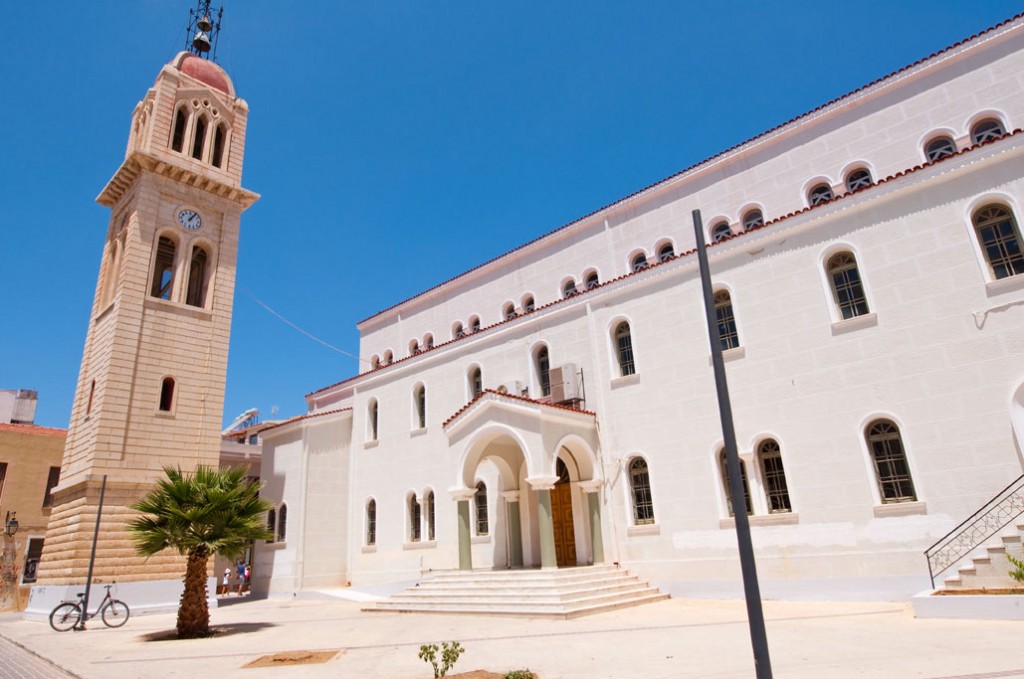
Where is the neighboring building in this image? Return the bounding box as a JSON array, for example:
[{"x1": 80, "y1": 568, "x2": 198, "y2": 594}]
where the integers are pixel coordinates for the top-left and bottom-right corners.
[
  {"x1": 26, "y1": 14, "x2": 258, "y2": 617},
  {"x1": 0, "y1": 391, "x2": 66, "y2": 611},
  {"x1": 257, "y1": 14, "x2": 1024, "y2": 601}
]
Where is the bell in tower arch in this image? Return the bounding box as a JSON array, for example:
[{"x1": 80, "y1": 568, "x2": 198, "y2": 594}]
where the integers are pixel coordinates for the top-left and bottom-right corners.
[{"x1": 192, "y1": 31, "x2": 212, "y2": 52}]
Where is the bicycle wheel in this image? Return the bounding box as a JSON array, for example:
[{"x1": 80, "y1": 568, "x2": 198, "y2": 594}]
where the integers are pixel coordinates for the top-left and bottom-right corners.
[
  {"x1": 49, "y1": 603, "x2": 81, "y2": 632},
  {"x1": 102, "y1": 600, "x2": 130, "y2": 628}
]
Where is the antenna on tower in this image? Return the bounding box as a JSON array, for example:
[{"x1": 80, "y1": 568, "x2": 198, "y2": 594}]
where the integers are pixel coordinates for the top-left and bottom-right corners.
[{"x1": 186, "y1": 0, "x2": 224, "y2": 61}]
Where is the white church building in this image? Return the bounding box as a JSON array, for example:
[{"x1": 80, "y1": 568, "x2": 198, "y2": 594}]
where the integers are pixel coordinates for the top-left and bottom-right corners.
[{"x1": 254, "y1": 13, "x2": 1024, "y2": 602}]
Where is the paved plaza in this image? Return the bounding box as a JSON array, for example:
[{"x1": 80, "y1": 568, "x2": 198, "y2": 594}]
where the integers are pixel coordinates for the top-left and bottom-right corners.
[{"x1": 0, "y1": 594, "x2": 1022, "y2": 678}]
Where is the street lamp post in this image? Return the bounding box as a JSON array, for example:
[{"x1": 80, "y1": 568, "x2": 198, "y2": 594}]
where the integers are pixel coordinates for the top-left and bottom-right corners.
[{"x1": 692, "y1": 209, "x2": 774, "y2": 678}]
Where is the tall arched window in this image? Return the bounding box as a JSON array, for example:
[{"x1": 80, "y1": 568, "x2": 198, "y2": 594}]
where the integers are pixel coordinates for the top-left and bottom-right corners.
[
  {"x1": 613, "y1": 321, "x2": 636, "y2": 377},
  {"x1": 973, "y1": 204, "x2": 1023, "y2": 280},
  {"x1": 845, "y1": 168, "x2": 873, "y2": 192},
  {"x1": 468, "y1": 366, "x2": 483, "y2": 398},
  {"x1": 413, "y1": 384, "x2": 426, "y2": 429},
  {"x1": 628, "y1": 457, "x2": 655, "y2": 525},
  {"x1": 808, "y1": 183, "x2": 834, "y2": 206},
  {"x1": 658, "y1": 242, "x2": 675, "y2": 262},
  {"x1": 151, "y1": 236, "x2": 176, "y2": 300},
  {"x1": 865, "y1": 419, "x2": 916, "y2": 503},
  {"x1": 758, "y1": 439, "x2": 791, "y2": 513},
  {"x1": 266, "y1": 508, "x2": 277, "y2": 542},
  {"x1": 425, "y1": 490, "x2": 435, "y2": 541},
  {"x1": 211, "y1": 124, "x2": 227, "y2": 168},
  {"x1": 536, "y1": 345, "x2": 551, "y2": 397},
  {"x1": 474, "y1": 481, "x2": 489, "y2": 536},
  {"x1": 191, "y1": 115, "x2": 208, "y2": 160},
  {"x1": 631, "y1": 253, "x2": 649, "y2": 272},
  {"x1": 925, "y1": 136, "x2": 956, "y2": 161},
  {"x1": 159, "y1": 377, "x2": 175, "y2": 412},
  {"x1": 711, "y1": 222, "x2": 732, "y2": 242},
  {"x1": 971, "y1": 118, "x2": 1006, "y2": 144},
  {"x1": 720, "y1": 449, "x2": 752, "y2": 517},
  {"x1": 365, "y1": 499, "x2": 376, "y2": 546},
  {"x1": 827, "y1": 252, "x2": 870, "y2": 319},
  {"x1": 367, "y1": 398, "x2": 378, "y2": 441},
  {"x1": 742, "y1": 209, "x2": 764, "y2": 229},
  {"x1": 409, "y1": 493, "x2": 421, "y2": 542},
  {"x1": 277, "y1": 503, "x2": 288, "y2": 542},
  {"x1": 714, "y1": 290, "x2": 739, "y2": 350},
  {"x1": 185, "y1": 245, "x2": 209, "y2": 308},
  {"x1": 171, "y1": 108, "x2": 187, "y2": 152}
]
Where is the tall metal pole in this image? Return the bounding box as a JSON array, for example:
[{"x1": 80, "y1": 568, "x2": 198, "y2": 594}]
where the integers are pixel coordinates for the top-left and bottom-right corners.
[
  {"x1": 76, "y1": 474, "x2": 107, "y2": 631},
  {"x1": 692, "y1": 209, "x2": 773, "y2": 678}
]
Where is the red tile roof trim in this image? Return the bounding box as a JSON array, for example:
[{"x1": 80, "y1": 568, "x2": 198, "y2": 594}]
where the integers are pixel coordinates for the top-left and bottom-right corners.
[
  {"x1": 307, "y1": 128, "x2": 1023, "y2": 400},
  {"x1": 0, "y1": 422, "x2": 67, "y2": 437},
  {"x1": 357, "y1": 11, "x2": 1024, "y2": 328},
  {"x1": 442, "y1": 389, "x2": 596, "y2": 430},
  {"x1": 261, "y1": 408, "x2": 352, "y2": 433}
]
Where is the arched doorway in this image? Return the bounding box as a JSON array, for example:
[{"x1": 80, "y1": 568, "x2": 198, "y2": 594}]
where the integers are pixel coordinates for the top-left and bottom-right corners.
[{"x1": 552, "y1": 459, "x2": 577, "y2": 566}]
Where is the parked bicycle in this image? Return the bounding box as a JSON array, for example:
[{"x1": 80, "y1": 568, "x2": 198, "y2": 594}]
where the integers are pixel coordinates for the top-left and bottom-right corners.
[{"x1": 49, "y1": 583, "x2": 130, "y2": 632}]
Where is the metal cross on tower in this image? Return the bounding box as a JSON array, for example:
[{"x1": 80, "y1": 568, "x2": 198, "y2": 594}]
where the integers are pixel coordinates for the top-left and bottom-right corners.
[{"x1": 186, "y1": 0, "x2": 224, "y2": 60}]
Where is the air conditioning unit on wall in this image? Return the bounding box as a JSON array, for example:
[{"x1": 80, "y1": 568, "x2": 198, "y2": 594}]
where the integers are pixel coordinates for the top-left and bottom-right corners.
[{"x1": 549, "y1": 363, "x2": 580, "y2": 404}]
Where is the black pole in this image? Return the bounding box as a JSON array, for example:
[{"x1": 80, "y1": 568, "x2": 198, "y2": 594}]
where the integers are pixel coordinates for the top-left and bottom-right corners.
[
  {"x1": 76, "y1": 474, "x2": 107, "y2": 631},
  {"x1": 691, "y1": 209, "x2": 773, "y2": 678}
]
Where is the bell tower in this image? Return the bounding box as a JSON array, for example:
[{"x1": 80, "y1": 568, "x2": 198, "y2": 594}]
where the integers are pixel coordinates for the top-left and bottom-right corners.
[{"x1": 34, "y1": 2, "x2": 258, "y2": 597}]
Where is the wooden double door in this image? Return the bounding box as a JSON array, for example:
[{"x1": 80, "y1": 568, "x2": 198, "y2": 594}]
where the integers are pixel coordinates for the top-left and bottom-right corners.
[{"x1": 551, "y1": 462, "x2": 577, "y2": 567}]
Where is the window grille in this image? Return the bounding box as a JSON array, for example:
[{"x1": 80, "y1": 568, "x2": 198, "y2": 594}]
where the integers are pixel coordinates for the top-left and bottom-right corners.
[
  {"x1": 277, "y1": 504, "x2": 287, "y2": 542},
  {"x1": 712, "y1": 222, "x2": 732, "y2": 242},
  {"x1": 366, "y1": 499, "x2": 376, "y2": 545},
  {"x1": 631, "y1": 254, "x2": 649, "y2": 272},
  {"x1": 614, "y1": 322, "x2": 636, "y2": 376},
  {"x1": 714, "y1": 290, "x2": 739, "y2": 351},
  {"x1": 409, "y1": 494, "x2": 421, "y2": 541},
  {"x1": 562, "y1": 280, "x2": 578, "y2": 298},
  {"x1": 925, "y1": 136, "x2": 955, "y2": 161},
  {"x1": 415, "y1": 386, "x2": 426, "y2": 429},
  {"x1": 470, "y1": 367, "x2": 483, "y2": 398},
  {"x1": 974, "y1": 205, "x2": 1024, "y2": 279},
  {"x1": 523, "y1": 296, "x2": 535, "y2": 312},
  {"x1": 537, "y1": 347, "x2": 551, "y2": 396},
  {"x1": 266, "y1": 508, "x2": 276, "y2": 542},
  {"x1": 809, "y1": 183, "x2": 834, "y2": 206},
  {"x1": 585, "y1": 271, "x2": 600, "y2": 289},
  {"x1": 426, "y1": 491, "x2": 435, "y2": 541},
  {"x1": 474, "y1": 482, "x2": 489, "y2": 535},
  {"x1": 866, "y1": 420, "x2": 916, "y2": 503},
  {"x1": 845, "y1": 168, "x2": 873, "y2": 192},
  {"x1": 742, "y1": 209, "x2": 764, "y2": 229},
  {"x1": 628, "y1": 458, "x2": 655, "y2": 525},
  {"x1": 721, "y1": 452, "x2": 752, "y2": 517},
  {"x1": 971, "y1": 118, "x2": 1006, "y2": 144},
  {"x1": 827, "y1": 252, "x2": 870, "y2": 319},
  {"x1": 759, "y1": 440, "x2": 791, "y2": 513},
  {"x1": 658, "y1": 243, "x2": 675, "y2": 262}
]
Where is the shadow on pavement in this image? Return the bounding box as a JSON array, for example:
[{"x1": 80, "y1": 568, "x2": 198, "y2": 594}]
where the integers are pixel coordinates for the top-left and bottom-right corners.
[{"x1": 141, "y1": 621, "x2": 277, "y2": 642}]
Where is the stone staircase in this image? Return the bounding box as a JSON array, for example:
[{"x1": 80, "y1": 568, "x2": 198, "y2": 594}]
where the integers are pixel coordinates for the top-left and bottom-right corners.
[
  {"x1": 364, "y1": 564, "x2": 669, "y2": 618},
  {"x1": 941, "y1": 522, "x2": 1024, "y2": 590}
]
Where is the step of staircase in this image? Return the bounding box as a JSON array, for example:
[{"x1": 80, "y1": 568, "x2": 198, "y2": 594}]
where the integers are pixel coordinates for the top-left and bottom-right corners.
[
  {"x1": 364, "y1": 565, "x2": 669, "y2": 618},
  {"x1": 941, "y1": 524, "x2": 1024, "y2": 591}
]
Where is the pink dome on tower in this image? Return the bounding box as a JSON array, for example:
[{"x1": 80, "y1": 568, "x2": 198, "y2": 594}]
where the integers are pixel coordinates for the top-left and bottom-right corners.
[{"x1": 171, "y1": 52, "x2": 234, "y2": 95}]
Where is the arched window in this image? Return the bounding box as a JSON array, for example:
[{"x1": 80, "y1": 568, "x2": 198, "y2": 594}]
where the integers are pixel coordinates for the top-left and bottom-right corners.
[
  {"x1": 827, "y1": 252, "x2": 870, "y2": 319},
  {"x1": 628, "y1": 458, "x2": 655, "y2": 525},
  {"x1": 409, "y1": 339, "x2": 420, "y2": 356},
  {"x1": 453, "y1": 322, "x2": 465, "y2": 339},
  {"x1": 925, "y1": 136, "x2": 956, "y2": 161},
  {"x1": 865, "y1": 419, "x2": 916, "y2": 503},
  {"x1": 468, "y1": 366, "x2": 483, "y2": 398},
  {"x1": 277, "y1": 503, "x2": 288, "y2": 542},
  {"x1": 720, "y1": 449, "x2": 752, "y2": 517},
  {"x1": 367, "y1": 398, "x2": 378, "y2": 441},
  {"x1": 845, "y1": 168, "x2": 873, "y2": 192},
  {"x1": 714, "y1": 290, "x2": 739, "y2": 350},
  {"x1": 425, "y1": 490, "x2": 435, "y2": 541},
  {"x1": 469, "y1": 316, "x2": 481, "y2": 333},
  {"x1": 585, "y1": 270, "x2": 600, "y2": 290},
  {"x1": 211, "y1": 124, "x2": 227, "y2": 168},
  {"x1": 742, "y1": 209, "x2": 764, "y2": 229},
  {"x1": 562, "y1": 280, "x2": 578, "y2": 298},
  {"x1": 808, "y1": 183, "x2": 834, "y2": 206},
  {"x1": 711, "y1": 222, "x2": 732, "y2": 242},
  {"x1": 266, "y1": 508, "x2": 276, "y2": 542},
  {"x1": 613, "y1": 321, "x2": 636, "y2": 377},
  {"x1": 658, "y1": 242, "x2": 675, "y2": 262},
  {"x1": 971, "y1": 118, "x2": 1006, "y2": 144},
  {"x1": 758, "y1": 439, "x2": 791, "y2": 513},
  {"x1": 413, "y1": 384, "x2": 426, "y2": 429},
  {"x1": 631, "y1": 253, "x2": 649, "y2": 272},
  {"x1": 151, "y1": 236, "x2": 176, "y2": 300},
  {"x1": 191, "y1": 115, "x2": 208, "y2": 160},
  {"x1": 503, "y1": 302, "x2": 518, "y2": 320},
  {"x1": 474, "y1": 481, "x2": 489, "y2": 536},
  {"x1": 171, "y1": 108, "x2": 187, "y2": 152},
  {"x1": 370, "y1": 355, "x2": 380, "y2": 369},
  {"x1": 185, "y1": 245, "x2": 209, "y2": 308},
  {"x1": 159, "y1": 377, "x2": 175, "y2": 412},
  {"x1": 365, "y1": 499, "x2": 376, "y2": 546},
  {"x1": 523, "y1": 295, "x2": 535, "y2": 313},
  {"x1": 423, "y1": 334, "x2": 433, "y2": 350},
  {"x1": 409, "y1": 493, "x2": 421, "y2": 542},
  {"x1": 383, "y1": 350, "x2": 393, "y2": 365},
  {"x1": 536, "y1": 345, "x2": 551, "y2": 397},
  {"x1": 973, "y1": 204, "x2": 1024, "y2": 279}
]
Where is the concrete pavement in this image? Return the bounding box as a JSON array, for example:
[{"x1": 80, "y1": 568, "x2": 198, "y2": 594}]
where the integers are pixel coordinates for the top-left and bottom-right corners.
[{"x1": 0, "y1": 595, "x2": 1022, "y2": 678}]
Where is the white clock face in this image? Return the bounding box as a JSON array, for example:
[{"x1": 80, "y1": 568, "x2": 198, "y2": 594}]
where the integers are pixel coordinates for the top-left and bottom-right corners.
[{"x1": 177, "y1": 209, "x2": 202, "y2": 231}]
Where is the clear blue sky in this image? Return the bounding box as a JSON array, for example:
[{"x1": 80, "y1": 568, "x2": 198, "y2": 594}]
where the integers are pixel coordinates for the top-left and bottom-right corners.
[{"x1": 1, "y1": 1, "x2": 1019, "y2": 428}]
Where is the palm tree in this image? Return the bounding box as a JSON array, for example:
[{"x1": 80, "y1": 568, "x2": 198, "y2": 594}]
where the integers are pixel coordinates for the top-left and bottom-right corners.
[{"x1": 128, "y1": 465, "x2": 273, "y2": 638}]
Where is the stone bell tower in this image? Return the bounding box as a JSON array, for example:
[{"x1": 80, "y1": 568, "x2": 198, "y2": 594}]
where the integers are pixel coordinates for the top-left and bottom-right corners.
[{"x1": 32, "y1": 4, "x2": 258, "y2": 605}]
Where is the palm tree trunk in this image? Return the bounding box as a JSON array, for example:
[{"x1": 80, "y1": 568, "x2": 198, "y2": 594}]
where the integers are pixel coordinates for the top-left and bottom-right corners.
[{"x1": 177, "y1": 547, "x2": 210, "y2": 638}]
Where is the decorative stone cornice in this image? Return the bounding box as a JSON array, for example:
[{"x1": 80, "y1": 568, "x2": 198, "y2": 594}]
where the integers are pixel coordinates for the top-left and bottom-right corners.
[
  {"x1": 96, "y1": 151, "x2": 260, "y2": 209},
  {"x1": 526, "y1": 475, "x2": 559, "y2": 491},
  {"x1": 501, "y1": 490, "x2": 522, "y2": 502},
  {"x1": 576, "y1": 479, "x2": 603, "y2": 493},
  {"x1": 448, "y1": 486, "x2": 476, "y2": 501}
]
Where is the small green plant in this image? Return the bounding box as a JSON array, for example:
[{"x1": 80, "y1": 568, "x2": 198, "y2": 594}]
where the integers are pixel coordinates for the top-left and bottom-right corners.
[
  {"x1": 1007, "y1": 551, "x2": 1024, "y2": 584},
  {"x1": 505, "y1": 670, "x2": 536, "y2": 679},
  {"x1": 418, "y1": 641, "x2": 465, "y2": 678}
]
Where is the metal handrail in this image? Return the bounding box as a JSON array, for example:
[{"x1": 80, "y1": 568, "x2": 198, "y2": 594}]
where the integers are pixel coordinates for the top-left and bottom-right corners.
[{"x1": 924, "y1": 473, "x2": 1024, "y2": 588}]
